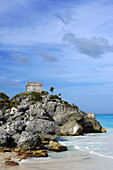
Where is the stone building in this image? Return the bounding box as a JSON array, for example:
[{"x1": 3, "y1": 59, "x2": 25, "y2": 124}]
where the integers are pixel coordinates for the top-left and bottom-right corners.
[{"x1": 26, "y1": 82, "x2": 42, "y2": 93}]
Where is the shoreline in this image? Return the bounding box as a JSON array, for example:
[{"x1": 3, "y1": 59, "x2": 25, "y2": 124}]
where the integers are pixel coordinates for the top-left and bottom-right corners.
[{"x1": 0, "y1": 151, "x2": 113, "y2": 170}]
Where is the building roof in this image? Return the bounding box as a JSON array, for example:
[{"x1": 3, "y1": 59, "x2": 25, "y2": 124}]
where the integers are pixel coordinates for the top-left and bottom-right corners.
[{"x1": 26, "y1": 82, "x2": 42, "y2": 86}]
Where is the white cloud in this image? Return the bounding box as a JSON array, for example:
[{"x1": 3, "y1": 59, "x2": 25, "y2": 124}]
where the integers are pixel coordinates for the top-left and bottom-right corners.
[
  {"x1": 63, "y1": 33, "x2": 113, "y2": 58},
  {"x1": 39, "y1": 52, "x2": 57, "y2": 62},
  {"x1": 11, "y1": 53, "x2": 30, "y2": 64}
]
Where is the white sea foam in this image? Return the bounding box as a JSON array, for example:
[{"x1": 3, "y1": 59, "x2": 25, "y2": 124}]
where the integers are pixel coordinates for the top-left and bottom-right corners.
[
  {"x1": 90, "y1": 151, "x2": 113, "y2": 159},
  {"x1": 74, "y1": 146, "x2": 80, "y2": 150}
]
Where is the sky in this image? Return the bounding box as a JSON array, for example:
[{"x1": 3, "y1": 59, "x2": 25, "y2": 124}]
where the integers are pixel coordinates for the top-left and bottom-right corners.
[{"x1": 0, "y1": 0, "x2": 113, "y2": 113}]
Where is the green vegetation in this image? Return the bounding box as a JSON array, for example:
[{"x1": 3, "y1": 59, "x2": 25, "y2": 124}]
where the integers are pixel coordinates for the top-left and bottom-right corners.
[
  {"x1": 0, "y1": 90, "x2": 80, "y2": 113},
  {"x1": 41, "y1": 91, "x2": 48, "y2": 95},
  {"x1": 72, "y1": 104, "x2": 79, "y2": 111},
  {"x1": 0, "y1": 99, "x2": 10, "y2": 112},
  {"x1": 0, "y1": 92, "x2": 20, "y2": 112},
  {"x1": 64, "y1": 101, "x2": 72, "y2": 107},
  {"x1": 12, "y1": 92, "x2": 43, "y2": 103},
  {"x1": 28, "y1": 92, "x2": 43, "y2": 103},
  {"x1": 10, "y1": 100, "x2": 19, "y2": 108},
  {"x1": 0, "y1": 92, "x2": 9, "y2": 100},
  {"x1": 49, "y1": 95, "x2": 61, "y2": 101},
  {"x1": 25, "y1": 117, "x2": 29, "y2": 122},
  {"x1": 11, "y1": 92, "x2": 29, "y2": 100}
]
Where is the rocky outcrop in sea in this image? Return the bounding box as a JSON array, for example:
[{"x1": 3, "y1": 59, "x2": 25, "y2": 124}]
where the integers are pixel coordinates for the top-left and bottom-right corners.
[{"x1": 0, "y1": 90, "x2": 106, "y2": 160}]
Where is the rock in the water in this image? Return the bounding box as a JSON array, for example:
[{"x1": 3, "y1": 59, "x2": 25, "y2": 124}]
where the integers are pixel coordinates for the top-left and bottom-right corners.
[
  {"x1": 61, "y1": 120, "x2": 83, "y2": 136},
  {"x1": 4, "y1": 161, "x2": 19, "y2": 166},
  {"x1": 101, "y1": 127, "x2": 106, "y2": 133},
  {"x1": 32, "y1": 150, "x2": 48, "y2": 157},
  {"x1": 16, "y1": 150, "x2": 48, "y2": 160},
  {"x1": 49, "y1": 141, "x2": 67, "y2": 152}
]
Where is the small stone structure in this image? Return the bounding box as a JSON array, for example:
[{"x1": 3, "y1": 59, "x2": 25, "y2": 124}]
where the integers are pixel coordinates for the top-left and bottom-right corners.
[{"x1": 26, "y1": 82, "x2": 42, "y2": 93}]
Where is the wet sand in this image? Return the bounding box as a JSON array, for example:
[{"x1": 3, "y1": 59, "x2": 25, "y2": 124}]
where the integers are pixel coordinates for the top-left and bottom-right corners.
[{"x1": 0, "y1": 152, "x2": 113, "y2": 170}]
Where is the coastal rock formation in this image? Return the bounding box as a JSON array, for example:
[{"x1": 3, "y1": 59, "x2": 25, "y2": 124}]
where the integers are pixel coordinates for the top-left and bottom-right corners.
[{"x1": 0, "y1": 88, "x2": 106, "y2": 156}]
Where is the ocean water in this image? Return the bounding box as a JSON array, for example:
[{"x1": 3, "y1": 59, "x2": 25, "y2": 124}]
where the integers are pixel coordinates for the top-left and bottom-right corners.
[
  {"x1": 22, "y1": 114, "x2": 113, "y2": 163},
  {"x1": 56, "y1": 114, "x2": 113, "y2": 160}
]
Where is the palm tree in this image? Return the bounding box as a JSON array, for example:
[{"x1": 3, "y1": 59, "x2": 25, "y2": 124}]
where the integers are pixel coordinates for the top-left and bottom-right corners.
[{"x1": 50, "y1": 87, "x2": 55, "y2": 93}]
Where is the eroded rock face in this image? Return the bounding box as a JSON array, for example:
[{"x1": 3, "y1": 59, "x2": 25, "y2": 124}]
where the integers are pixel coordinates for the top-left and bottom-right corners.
[
  {"x1": 17, "y1": 132, "x2": 42, "y2": 151},
  {"x1": 25, "y1": 119, "x2": 61, "y2": 140},
  {"x1": 0, "y1": 130, "x2": 16, "y2": 148},
  {"x1": 61, "y1": 121, "x2": 83, "y2": 136}
]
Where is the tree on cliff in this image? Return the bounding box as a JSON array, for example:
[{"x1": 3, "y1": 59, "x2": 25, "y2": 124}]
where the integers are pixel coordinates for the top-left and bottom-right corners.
[{"x1": 50, "y1": 87, "x2": 55, "y2": 93}]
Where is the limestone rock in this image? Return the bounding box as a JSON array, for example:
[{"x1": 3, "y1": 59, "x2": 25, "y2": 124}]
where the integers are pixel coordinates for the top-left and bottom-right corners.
[
  {"x1": 101, "y1": 127, "x2": 106, "y2": 133},
  {"x1": 16, "y1": 150, "x2": 48, "y2": 160},
  {"x1": 49, "y1": 141, "x2": 67, "y2": 152},
  {"x1": 17, "y1": 131, "x2": 42, "y2": 151},
  {"x1": 0, "y1": 110, "x2": 4, "y2": 121},
  {"x1": 0, "y1": 131, "x2": 15, "y2": 148},
  {"x1": 25, "y1": 119, "x2": 61, "y2": 139},
  {"x1": 18, "y1": 104, "x2": 29, "y2": 112},
  {"x1": 61, "y1": 121, "x2": 83, "y2": 136}
]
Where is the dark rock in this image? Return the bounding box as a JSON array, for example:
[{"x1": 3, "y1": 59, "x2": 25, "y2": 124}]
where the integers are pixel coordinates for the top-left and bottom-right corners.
[
  {"x1": 4, "y1": 161, "x2": 19, "y2": 166},
  {"x1": 29, "y1": 106, "x2": 53, "y2": 120},
  {"x1": 0, "y1": 131, "x2": 16, "y2": 148},
  {"x1": 17, "y1": 131, "x2": 42, "y2": 151},
  {"x1": 25, "y1": 119, "x2": 61, "y2": 139},
  {"x1": 18, "y1": 104, "x2": 29, "y2": 112},
  {"x1": 16, "y1": 150, "x2": 48, "y2": 160},
  {"x1": 14, "y1": 121, "x2": 26, "y2": 133},
  {"x1": 12, "y1": 112, "x2": 24, "y2": 121}
]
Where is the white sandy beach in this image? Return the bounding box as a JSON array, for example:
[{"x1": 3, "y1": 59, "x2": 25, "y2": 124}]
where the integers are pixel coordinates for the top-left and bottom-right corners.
[{"x1": 0, "y1": 152, "x2": 113, "y2": 170}]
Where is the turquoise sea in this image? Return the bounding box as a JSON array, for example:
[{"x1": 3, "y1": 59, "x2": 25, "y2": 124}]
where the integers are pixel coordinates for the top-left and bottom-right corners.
[{"x1": 56, "y1": 114, "x2": 113, "y2": 160}]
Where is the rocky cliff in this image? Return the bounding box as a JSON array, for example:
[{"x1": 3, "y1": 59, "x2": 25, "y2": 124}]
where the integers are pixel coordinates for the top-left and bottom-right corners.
[{"x1": 0, "y1": 91, "x2": 106, "y2": 153}]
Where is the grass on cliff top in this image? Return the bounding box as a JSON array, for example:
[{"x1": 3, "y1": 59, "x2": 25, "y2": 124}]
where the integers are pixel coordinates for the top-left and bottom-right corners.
[
  {"x1": 49, "y1": 94, "x2": 79, "y2": 111},
  {"x1": 28, "y1": 92, "x2": 43, "y2": 103},
  {"x1": 0, "y1": 98, "x2": 19, "y2": 112},
  {"x1": 0, "y1": 91, "x2": 80, "y2": 113},
  {"x1": 11, "y1": 91, "x2": 48, "y2": 100}
]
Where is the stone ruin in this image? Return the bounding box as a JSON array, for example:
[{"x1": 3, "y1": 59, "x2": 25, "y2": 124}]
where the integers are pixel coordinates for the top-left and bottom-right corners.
[{"x1": 26, "y1": 82, "x2": 42, "y2": 93}]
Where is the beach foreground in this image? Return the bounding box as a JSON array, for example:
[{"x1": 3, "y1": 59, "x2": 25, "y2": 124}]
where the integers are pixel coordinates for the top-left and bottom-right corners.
[{"x1": 0, "y1": 152, "x2": 113, "y2": 170}]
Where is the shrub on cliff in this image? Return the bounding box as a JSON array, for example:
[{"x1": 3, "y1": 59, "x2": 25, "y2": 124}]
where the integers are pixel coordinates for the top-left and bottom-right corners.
[
  {"x1": 28, "y1": 92, "x2": 43, "y2": 103},
  {"x1": 72, "y1": 104, "x2": 79, "y2": 111},
  {"x1": 49, "y1": 95, "x2": 61, "y2": 101},
  {"x1": 0, "y1": 99, "x2": 10, "y2": 112},
  {"x1": 64, "y1": 101, "x2": 72, "y2": 107},
  {"x1": 11, "y1": 92, "x2": 29, "y2": 100},
  {"x1": 0, "y1": 92, "x2": 9, "y2": 100}
]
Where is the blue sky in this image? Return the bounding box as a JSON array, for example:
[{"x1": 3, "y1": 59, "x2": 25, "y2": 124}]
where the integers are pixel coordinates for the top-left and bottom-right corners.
[{"x1": 0, "y1": 0, "x2": 113, "y2": 113}]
